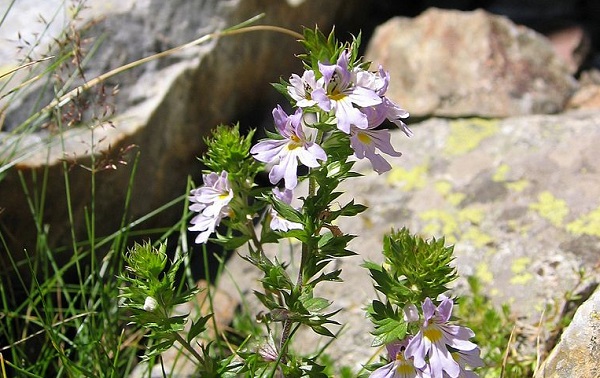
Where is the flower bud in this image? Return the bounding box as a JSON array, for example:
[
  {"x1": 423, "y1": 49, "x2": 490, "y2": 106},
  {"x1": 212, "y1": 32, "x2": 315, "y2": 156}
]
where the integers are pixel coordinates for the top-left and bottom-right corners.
[
  {"x1": 143, "y1": 296, "x2": 158, "y2": 312},
  {"x1": 403, "y1": 303, "x2": 419, "y2": 323}
]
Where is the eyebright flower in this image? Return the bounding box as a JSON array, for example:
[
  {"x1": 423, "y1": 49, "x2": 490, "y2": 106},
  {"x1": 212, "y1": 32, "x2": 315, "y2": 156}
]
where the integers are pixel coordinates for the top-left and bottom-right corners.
[
  {"x1": 356, "y1": 66, "x2": 412, "y2": 136},
  {"x1": 350, "y1": 123, "x2": 402, "y2": 174},
  {"x1": 370, "y1": 339, "x2": 430, "y2": 378},
  {"x1": 288, "y1": 69, "x2": 320, "y2": 108},
  {"x1": 311, "y1": 50, "x2": 382, "y2": 133},
  {"x1": 446, "y1": 348, "x2": 483, "y2": 378},
  {"x1": 250, "y1": 105, "x2": 326, "y2": 189},
  {"x1": 405, "y1": 296, "x2": 480, "y2": 378},
  {"x1": 270, "y1": 187, "x2": 303, "y2": 232},
  {"x1": 188, "y1": 171, "x2": 233, "y2": 244}
]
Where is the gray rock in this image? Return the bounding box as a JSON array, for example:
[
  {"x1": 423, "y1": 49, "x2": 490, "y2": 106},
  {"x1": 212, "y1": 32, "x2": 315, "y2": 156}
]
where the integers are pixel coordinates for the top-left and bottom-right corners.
[
  {"x1": 218, "y1": 109, "x2": 600, "y2": 370},
  {"x1": 365, "y1": 8, "x2": 578, "y2": 118},
  {"x1": 0, "y1": 0, "x2": 350, "y2": 272},
  {"x1": 535, "y1": 286, "x2": 600, "y2": 378}
]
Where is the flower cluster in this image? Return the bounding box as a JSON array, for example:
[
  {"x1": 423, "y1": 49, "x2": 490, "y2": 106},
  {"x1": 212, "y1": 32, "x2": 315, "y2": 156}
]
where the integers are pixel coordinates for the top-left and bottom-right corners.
[
  {"x1": 371, "y1": 296, "x2": 483, "y2": 378},
  {"x1": 189, "y1": 46, "x2": 410, "y2": 243},
  {"x1": 251, "y1": 49, "x2": 411, "y2": 190},
  {"x1": 188, "y1": 171, "x2": 233, "y2": 244}
]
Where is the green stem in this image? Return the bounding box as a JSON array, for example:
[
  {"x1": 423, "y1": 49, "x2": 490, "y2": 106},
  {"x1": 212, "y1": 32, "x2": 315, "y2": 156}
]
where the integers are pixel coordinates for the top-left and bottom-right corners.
[
  {"x1": 173, "y1": 332, "x2": 204, "y2": 365},
  {"x1": 279, "y1": 128, "x2": 326, "y2": 358}
]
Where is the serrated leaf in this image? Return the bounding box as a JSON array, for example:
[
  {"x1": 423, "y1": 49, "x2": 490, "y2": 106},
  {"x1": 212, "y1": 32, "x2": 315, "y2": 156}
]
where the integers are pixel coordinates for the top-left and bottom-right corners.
[
  {"x1": 303, "y1": 297, "x2": 332, "y2": 313},
  {"x1": 270, "y1": 196, "x2": 304, "y2": 224},
  {"x1": 187, "y1": 313, "x2": 212, "y2": 343},
  {"x1": 370, "y1": 318, "x2": 408, "y2": 347}
]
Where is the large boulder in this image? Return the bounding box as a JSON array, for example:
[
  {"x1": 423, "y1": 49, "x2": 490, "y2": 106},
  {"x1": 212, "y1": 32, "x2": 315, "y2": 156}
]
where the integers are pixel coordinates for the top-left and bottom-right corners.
[
  {"x1": 535, "y1": 286, "x2": 600, "y2": 377},
  {"x1": 365, "y1": 8, "x2": 578, "y2": 118},
  {"x1": 0, "y1": 0, "x2": 355, "y2": 276}
]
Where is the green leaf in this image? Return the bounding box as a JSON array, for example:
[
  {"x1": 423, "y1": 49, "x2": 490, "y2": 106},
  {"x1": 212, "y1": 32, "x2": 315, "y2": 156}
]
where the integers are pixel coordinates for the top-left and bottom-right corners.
[
  {"x1": 302, "y1": 297, "x2": 332, "y2": 313},
  {"x1": 371, "y1": 319, "x2": 408, "y2": 346},
  {"x1": 270, "y1": 195, "x2": 304, "y2": 224},
  {"x1": 338, "y1": 200, "x2": 367, "y2": 217},
  {"x1": 308, "y1": 324, "x2": 335, "y2": 338},
  {"x1": 212, "y1": 234, "x2": 251, "y2": 250},
  {"x1": 187, "y1": 313, "x2": 212, "y2": 343}
]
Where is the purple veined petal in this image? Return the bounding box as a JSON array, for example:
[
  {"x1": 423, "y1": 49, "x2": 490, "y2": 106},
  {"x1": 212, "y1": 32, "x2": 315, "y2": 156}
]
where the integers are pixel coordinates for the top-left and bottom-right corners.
[
  {"x1": 318, "y1": 61, "x2": 338, "y2": 83},
  {"x1": 350, "y1": 135, "x2": 368, "y2": 159},
  {"x1": 193, "y1": 228, "x2": 213, "y2": 244},
  {"x1": 296, "y1": 148, "x2": 321, "y2": 168},
  {"x1": 288, "y1": 70, "x2": 320, "y2": 107},
  {"x1": 282, "y1": 152, "x2": 300, "y2": 189},
  {"x1": 311, "y1": 87, "x2": 332, "y2": 111},
  {"x1": 272, "y1": 105, "x2": 293, "y2": 136},
  {"x1": 383, "y1": 97, "x2": 413, "y2": 137},
  {"x1": 270, "y1": 215, "x2": 303, "y2": 232},
  {"x1": 289, "y1": 108, "x2": 304, "y2": 129},
  {"x1": 368, "y1": 361, "x2": 396, "y2": 378},
  {"x1": 437, "y1": 296, "x2": 454, "y2": 322},
  {"x1": 188, "y1": 202, "x2": 208, "y2": 212},
  {"x1": 357, "y1": 128, "x2": 402, "y2": 157},
  {"x1": 384, "y1": 97, "x2": 410, "y2": 119},
  {"x1": 455, "y1": 347, "x2": 484, "y2": 368},
  {"x1": 354, "y1": 69, "x2": 381, "y2": 92},
  {"x1": 362, "y1": 105, "x2": 387, "y2": 129},
  {"x1": 251, "y1": 139, "x2": 287, "y2": 163},
  {"x1": 288, "y1": 73, "x2": 304, "y2": 99},
  {"x1": 194, "y1": 189, "x2": 227, "y2": 205},
  {"x1": 336, "y1": 97, "x2": 368, "y2": 133},
  {"x1": 428, "y1": 343, "x2": 460, "y2": 378},
  {"x1": 376, "y1": 66, "x2": 390, "y2": 95},
  {"x1": 189, "y1": 216, "x2": 218, "y2": 240},
  {"x1": 304, "y1": 142, "x2": 327, "y2": 163},
  {"x1": 422, "y1": 298, "x2": 436, "y2": 322},
  {"x1": 368, "y1": 152, "x2": 393, "y2": 174},
  {"x1": 273, "y1": 187, "x2": 294, "y2": 205},
  {"x1": 371, "y1": 132, "x2": 403, "y2": 157},
  {"x1": 348, "y1": 86, "x2": 383, "y2": 107},
  {"x1": 202, "y1": 171, "x2": 220, "y2": 187},
  {"x1": 405, "y1": 330, "x2": 427, "y2": 369},
  {"x1": 444, "y1": 331, "x2": 478, "y2": 352},
  {"x1": 269, "y1": 152, "x2": 299, "y2": 189}
]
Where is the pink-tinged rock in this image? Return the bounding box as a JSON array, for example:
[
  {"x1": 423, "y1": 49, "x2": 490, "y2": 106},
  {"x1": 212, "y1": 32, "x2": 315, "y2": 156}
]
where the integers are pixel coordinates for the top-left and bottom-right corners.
[{"x1": 365, "y1": 8, "x2": 578, "y2": 118}]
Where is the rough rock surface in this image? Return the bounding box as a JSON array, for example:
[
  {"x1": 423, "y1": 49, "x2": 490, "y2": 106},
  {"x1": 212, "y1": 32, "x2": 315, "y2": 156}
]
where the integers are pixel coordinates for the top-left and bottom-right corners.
[
  {"x1": 0, "y1": 0, "x2": 352, "y2": 272},
  {"x1": 365, "y1": 8, "x2": 578, "y2": 118},
  {"x1": 535, "y1": 287, "x2": 600, "y2": 377},
  {"x1": 218, "y1": 109, "x2": 600, "y2": 371}
]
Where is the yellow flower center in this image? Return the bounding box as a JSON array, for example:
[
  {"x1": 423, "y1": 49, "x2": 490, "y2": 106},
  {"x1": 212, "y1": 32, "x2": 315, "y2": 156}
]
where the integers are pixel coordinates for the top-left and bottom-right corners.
[
  {"x1": 423, "y1": 326, "x2": 443, "y2": 343},
  {"x1": 329, "y1": 92, "x2": 346, "y2": 101},
  {"x1": 287, "y1": 135, "x2": 302, "y2": 150},
  {"x1": 395, "y1": 353, "x2": 415, "y2": 374},
  {"x1": 357, "y1": 132, "x2": 372, "y2": 145}
]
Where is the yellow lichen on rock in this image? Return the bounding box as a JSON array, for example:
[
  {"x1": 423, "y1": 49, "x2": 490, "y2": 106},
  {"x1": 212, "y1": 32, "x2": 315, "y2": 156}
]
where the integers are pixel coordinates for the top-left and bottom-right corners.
[
  {"x1": 566, "y1": 206, "x2": 600, "y2": 237},
  {"x1": 509, "y1": 257, "x2": 533, "y2": 285},
  {"x1": 445, "y1": 118, "x2": 500, "y2": 156},
  {"x1": 529, "y1": 191, "x2": 569, "y2": 227},
  {"x1": 386, "y1": 162, "x2": 429, "y2": 191},
  {"x1": 434, "y1": 180, "x2": 465, "y2": 206}
]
